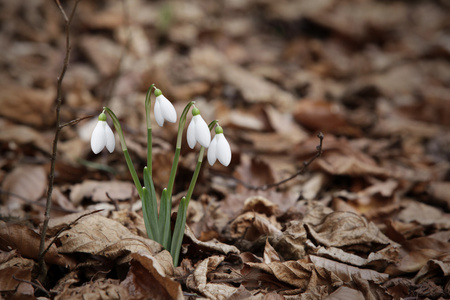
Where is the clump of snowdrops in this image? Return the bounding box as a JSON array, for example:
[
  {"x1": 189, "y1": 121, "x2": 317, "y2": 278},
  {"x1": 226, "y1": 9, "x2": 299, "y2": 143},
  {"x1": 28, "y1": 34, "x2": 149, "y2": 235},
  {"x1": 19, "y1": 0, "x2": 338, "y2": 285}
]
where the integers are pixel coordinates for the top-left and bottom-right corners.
[{"x1": 90, "y1": 85, "x2": 231, "y2": 265}]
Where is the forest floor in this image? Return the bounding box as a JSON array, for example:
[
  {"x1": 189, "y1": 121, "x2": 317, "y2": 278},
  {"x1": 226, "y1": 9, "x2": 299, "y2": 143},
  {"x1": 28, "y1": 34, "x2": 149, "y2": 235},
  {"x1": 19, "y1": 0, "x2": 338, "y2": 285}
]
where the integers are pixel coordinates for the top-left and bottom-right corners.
[{"x1": 1, "y1": 0, "x2": 450, "y2": 299}]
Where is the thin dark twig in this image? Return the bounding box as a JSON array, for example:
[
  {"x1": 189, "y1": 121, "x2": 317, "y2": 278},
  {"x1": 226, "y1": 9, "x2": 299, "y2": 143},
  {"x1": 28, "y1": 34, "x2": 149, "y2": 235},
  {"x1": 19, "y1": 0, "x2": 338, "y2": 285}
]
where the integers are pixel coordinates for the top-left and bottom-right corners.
[
  {"x1": 13, "y1": 276, "x2": 50, "y2": 297},
  {"x1": 238, "y1": 132, "x2": 324, "y2": 191},
  {"x1": 60, "y1": 115, "x2": 94, "y2": 129},
  {"x1": 40, "y1": 210, "x2": 102, "y2": 261},
  {"x1": 55, "y1": 0, "x2": 68, "y2": 22},
  {"x1": 106, "y1": 192, "x2": 120, "y2": 211},
  {"x1": 37, "y1": 0, "x2": 81, "y2": 281}
]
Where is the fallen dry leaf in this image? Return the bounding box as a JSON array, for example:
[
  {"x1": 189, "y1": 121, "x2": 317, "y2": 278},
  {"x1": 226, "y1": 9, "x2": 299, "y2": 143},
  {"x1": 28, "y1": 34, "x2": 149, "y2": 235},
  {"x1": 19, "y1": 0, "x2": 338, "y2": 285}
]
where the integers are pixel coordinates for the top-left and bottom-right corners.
[
  {"x1": 325, "y1": 286, "x2": 365, "y2": 300},
  {"x1": 69, "y1": 180, "x2": 136, "y2": 206},
  {"x1": 0, "y1": 85, "x2": 55, "y2": 127},
  {"x1": 54, "y1": 278, "x2": 129, "y2": 300},
  {"x1": 0, "y1": 223, "x2": 70, "y2": 267},
  {"x1": 120, "y1": 251, "x2": 183, "y2": 300},
  {"x1": 309, "y1": 255, "x2": 389, "y2": 284},
  {"x1": 229, "y1": 211, "x2": 282, "y2": 241},
  {"x1": 264, "y1": 239, "x2": 281, "y2": 264},
  {"x1": 306, "y1": 211, "x2": 396, "y2": 250},
  {"x1": 0, "y1": 250, "x2": 34, "y2": 293},
  {"x1": 1, "y1": 164, "x2": 47, "y2": 215},
  {"x1": 186, "y1": 256, "x2": 243, "y2": 300},
  {"x1": 56, "y1": 215, "x2": 162, "y2": 264}
]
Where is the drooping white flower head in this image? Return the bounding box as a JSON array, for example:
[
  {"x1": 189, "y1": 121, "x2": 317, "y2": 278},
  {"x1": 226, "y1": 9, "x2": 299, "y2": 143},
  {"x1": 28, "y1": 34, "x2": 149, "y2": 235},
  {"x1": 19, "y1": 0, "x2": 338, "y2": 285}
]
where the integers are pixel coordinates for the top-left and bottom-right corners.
[
  {"x1": 154, "y1": 88, "x2": 177, "y2": 127},
  {"x1": 187, "y1": 106, "x2": 211, "y2": 149},
  {"x1": 207, "y1": 125, "x2": 231, "y2": 166},
  {"x1": 91, "y1": 112, "x2": 115, "y2": 154}
]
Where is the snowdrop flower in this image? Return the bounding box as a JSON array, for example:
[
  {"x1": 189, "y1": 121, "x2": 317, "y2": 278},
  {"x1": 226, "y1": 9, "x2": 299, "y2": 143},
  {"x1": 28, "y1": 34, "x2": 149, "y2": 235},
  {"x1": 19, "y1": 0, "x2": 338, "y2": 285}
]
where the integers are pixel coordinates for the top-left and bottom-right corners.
[
  {"x1": 187, "y1": 107, "x2": 211, "y2": 149},
  {"x1": 207, "y1": 125, "x2": 231, "y2": 166},
  {"x1": 154, "y1": 88, "x2": 177, "y2": 127},
  {"x1": 91, "y1": 112, "x2": 115, "y2": 154}
]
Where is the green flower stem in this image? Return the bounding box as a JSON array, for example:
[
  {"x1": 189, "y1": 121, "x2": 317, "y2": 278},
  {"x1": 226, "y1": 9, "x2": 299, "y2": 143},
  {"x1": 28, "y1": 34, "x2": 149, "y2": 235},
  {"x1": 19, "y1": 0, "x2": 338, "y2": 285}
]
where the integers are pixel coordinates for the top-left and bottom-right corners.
[
  {"x1": 166, "y1": 101, "x2": 195, "y2": 198},
  {"x1": 170, "y1": 120, "x2": 218, "y2": 266},
  {"x1": 144, "y1": 84, "x2": 154, "y2": 176},
  {"x1": 185, "y1": 147, "x2": 204, "y2": 206},
  {"x1": 170, "y1": 196, "x2": 187, "y2": 266},
  {"x1": 103, "y1": 107, "x2": 143, "y2": 198}
]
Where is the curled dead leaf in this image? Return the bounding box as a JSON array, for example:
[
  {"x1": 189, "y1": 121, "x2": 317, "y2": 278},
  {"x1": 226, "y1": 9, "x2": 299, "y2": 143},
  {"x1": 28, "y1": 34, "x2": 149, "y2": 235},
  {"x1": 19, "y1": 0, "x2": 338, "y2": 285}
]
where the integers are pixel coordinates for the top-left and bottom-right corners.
[
  {"x1": 310, "y1": 255, "x2": 389, "y2": 284},
  {"x1": 229, "y1": 211, "x2": 282, "y2": 241},
  {"x1": 0, "y1": 223, "x2": 70, "y2": 267},
  {"x1": 186, "y1": 256, "x2": 244, "y2": 300},
  {"x1": 184, "y1": 225, "x2": 240, "y2": 257},
  {"x1": 271, "y1": 221, "x2": 308, "y2": 260},
  {"x1": 120, "y1": 251, "x2": 183, "y2": 300}
]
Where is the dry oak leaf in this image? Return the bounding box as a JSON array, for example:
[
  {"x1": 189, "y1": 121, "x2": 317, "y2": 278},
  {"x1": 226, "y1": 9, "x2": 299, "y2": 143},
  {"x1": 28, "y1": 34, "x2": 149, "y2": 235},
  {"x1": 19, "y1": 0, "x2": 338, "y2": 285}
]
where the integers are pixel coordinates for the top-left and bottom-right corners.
[
  {"x1": 57, "y1": 215, "x2": 162, "y2": 263},
  {"x1": 1, "y1": 164, "x2": 47, "y2": 213},
  {"x1": 306, "y1": 240, "x2": 399, "y2": 272},
  {"x1": 0, "y1": 251, "x2": 34, "y2": 293},
  {"x1": 69, "y1": 180, "x2": 136, "y2": 206},
  {"x1": 120, "y1": 251, "x2": 183, "y2": 300},
  {"x1": 54, "y1": 278, "x2": 128, "y2": 300},
  {"x1": 305, "y1": 211, "x2": 396, "y2": 249},
  {"x1": 264, "y1": 239, "x2": 282, "y2": 264},
  {"x1": 245, "y1": 259, "x2": 313, "y2": 290},
  {"x1": 271, "y1": 220, "x2": 308, "y2": 261},
  {"x1": 0, "y1": 120, "x2": 52, "y2": 153},
  {"x1": 243, "y1": 196, "x2": 280, "y2": 217},
  {"x1": 0, "y1": 85, "x2": 55, "y2": 127},
  {"x1": 229, "y1": 211, "x2": 282, "y2": 241},
  {"x1": 184, "y1": 225, "x2": 240, "y2": 256},
  {"x1": 385, "y1": 235, "x2": 450, "y2": 276},
  {"x1": 0, "y1": 223, "x2": 70, "y2": 267},
  {"x1": 186, "y1": 256, "x2": 242, "y2": 300},
  {"x1": 325, "y1": 286, "x2": 365, "y2": 300},
  {"x1": 310, "y1": 255, "x2": 389, "y2": 284}
]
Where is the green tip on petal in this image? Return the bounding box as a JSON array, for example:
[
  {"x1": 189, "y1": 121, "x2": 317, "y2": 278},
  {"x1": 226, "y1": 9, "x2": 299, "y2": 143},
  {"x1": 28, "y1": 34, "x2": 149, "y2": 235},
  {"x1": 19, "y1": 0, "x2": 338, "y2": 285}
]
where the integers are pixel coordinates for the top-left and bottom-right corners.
[
  {"x1": 154, "y1": 88, "x2": 162, "y2": 97},
  {"x1": 215, "y1": 125, "x2": 223, "y2": 134},
  {"x1": 192, "y1": 107, "x2": 200, "y2": 116},
  {"x1": 98, "y1": 112, "x2": 107, "y2": 121}
]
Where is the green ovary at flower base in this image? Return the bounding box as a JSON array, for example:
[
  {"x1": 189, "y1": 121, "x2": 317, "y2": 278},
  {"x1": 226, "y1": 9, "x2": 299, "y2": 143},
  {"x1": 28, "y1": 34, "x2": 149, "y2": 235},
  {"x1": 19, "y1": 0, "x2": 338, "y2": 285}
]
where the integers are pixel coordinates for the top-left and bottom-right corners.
[{"x1": 90, "y1": 86, "x2": 231, "y2": 266}]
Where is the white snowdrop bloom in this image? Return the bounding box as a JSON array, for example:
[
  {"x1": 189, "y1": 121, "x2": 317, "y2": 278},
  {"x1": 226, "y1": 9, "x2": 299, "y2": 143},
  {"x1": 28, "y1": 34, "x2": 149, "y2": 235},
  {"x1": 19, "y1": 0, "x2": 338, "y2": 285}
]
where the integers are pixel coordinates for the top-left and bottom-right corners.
[
  {"x1": 187, "y1": 107, "x2": 211, "y2": 149},
  {"x1": 91, "y1": 112, "x2": 115, "y2": 154},
  {"x1": 154, "y1": 88, "x2": 177, "y2": 127},
  {"x1": 207, "y1": 125, "x2": 231, "y2": 166}
]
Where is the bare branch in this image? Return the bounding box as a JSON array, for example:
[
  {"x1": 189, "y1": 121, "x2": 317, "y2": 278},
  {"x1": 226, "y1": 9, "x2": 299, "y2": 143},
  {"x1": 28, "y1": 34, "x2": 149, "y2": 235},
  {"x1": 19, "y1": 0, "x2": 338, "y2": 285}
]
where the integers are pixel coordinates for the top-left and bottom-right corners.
[
  {"x1": 13, "y1": 276, "x2": 50, "y2": 297},
  {"x1": 37, "y1": 0, "x2": 81, "y2": 281},
  {"x1": 59, "y1": 115, "x2": 94, "y2": 129}
]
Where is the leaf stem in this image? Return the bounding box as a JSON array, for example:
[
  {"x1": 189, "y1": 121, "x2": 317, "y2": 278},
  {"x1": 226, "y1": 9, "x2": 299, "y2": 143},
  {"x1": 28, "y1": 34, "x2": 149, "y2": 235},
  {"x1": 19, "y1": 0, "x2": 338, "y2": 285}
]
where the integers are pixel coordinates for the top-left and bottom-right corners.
[{"x1": 103, "y1": 107, "x2": 143, "y2": 197}]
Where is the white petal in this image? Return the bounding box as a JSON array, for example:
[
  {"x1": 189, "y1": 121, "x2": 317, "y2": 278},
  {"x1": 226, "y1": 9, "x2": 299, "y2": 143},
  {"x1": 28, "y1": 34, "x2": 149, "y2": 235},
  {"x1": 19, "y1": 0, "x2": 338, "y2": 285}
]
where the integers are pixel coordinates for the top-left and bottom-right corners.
[
  {"x1": 158, "y1": 95, "x2": 177, "y2": 123},
  {"x1": 91, "y1": 121, "x2": 106, "y2": 154},
  {"x1": 187, "y1": 119, "x2": 196, "y2": 149},
  {"x1": 216, "y1": 134, "x2": 231, "y2": 166},
  {"x1": 154, "y1": 98, "x2": 165, "y2": 127},
  {"x1": 195, "y1": 115, "x2": 211, "y2": 148},
  {"x1": 207, "y1": 136, "x2": 218, "y2": 166},
  {"x1": 105, "y1": 123, "x2": 115, "y2": 153}
]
